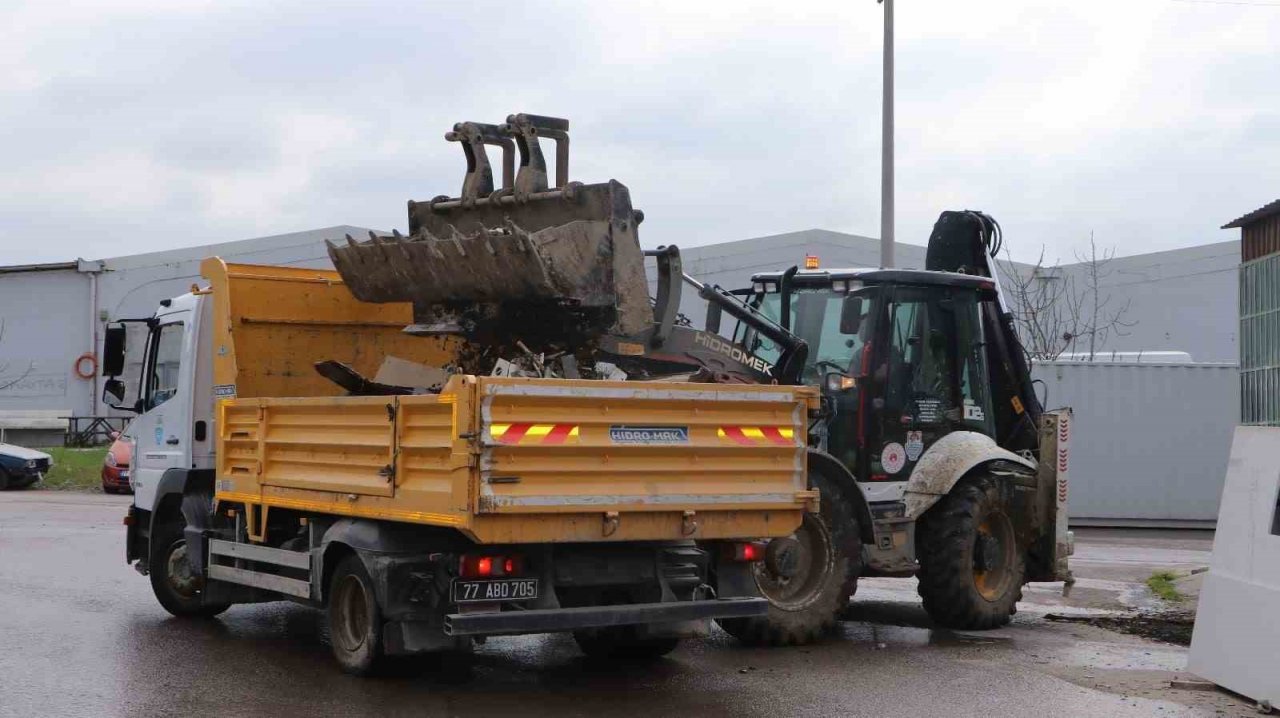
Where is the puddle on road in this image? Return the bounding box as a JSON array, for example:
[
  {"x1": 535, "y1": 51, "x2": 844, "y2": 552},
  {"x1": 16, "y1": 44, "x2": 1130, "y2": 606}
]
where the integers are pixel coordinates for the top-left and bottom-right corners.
[{"x1": 836, "y1": 615, "x2": 1014, "y2": 652}]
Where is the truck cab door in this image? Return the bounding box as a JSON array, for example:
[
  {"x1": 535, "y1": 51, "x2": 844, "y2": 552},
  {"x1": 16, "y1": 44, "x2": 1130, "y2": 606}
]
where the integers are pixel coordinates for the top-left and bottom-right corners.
[{"x1": 131, "y1": 312, "x2": 195, "y2": 511}]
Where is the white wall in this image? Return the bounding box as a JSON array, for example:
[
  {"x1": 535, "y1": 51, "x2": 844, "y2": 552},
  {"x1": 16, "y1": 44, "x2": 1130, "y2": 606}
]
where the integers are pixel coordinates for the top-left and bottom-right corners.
[
  {"x1": 1048, "y1": 240, "x2": 1238, "y2": 363},
  {"x1": 0, "y1": 268, "x2": 93, "y2": 416},
  {"x1": 1033, "y1": 360, "x2": 1239, "y2": 525},
  {"x1": 0, "y1": 223, "x2": 1243, "y2": 423}
]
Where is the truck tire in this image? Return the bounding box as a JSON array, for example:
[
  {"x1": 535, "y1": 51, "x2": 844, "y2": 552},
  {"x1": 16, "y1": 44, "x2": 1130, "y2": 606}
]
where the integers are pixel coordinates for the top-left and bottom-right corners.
[
  {"x1": 149, "y1": 521, "x2": 229, "y2": 618},
  {"x1": 327, "y1": 554, "x2": 386, "y2": 675},
  {"x1": 572, "y1": 627, "x2": 680, "y2": 660},
  {"x1": 718, "y1": 468, "x2": 861, "y2": 646},
  {"x1": 916, "y1": 473, "x2": 1026, "y2": 630}
]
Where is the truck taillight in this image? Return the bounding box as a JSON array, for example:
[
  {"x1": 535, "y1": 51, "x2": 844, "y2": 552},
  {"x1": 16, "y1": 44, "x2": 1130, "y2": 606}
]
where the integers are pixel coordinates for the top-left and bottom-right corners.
[
  {"x1": 731, "y1": 541, "x2": 767, "y2": 562},
  {"x1": 460, "y1": 554, "x2": 524, "y2": 578}
]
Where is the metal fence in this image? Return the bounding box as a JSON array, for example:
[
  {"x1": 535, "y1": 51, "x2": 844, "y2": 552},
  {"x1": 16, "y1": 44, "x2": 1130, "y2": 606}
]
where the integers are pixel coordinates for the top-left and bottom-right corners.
[
  {"x1": 1032, "y1": 361, "x2": 1238, "y2": 527},
  {"x1": 1241, "y1": 253, "x2": 1280, "y2": 426}
]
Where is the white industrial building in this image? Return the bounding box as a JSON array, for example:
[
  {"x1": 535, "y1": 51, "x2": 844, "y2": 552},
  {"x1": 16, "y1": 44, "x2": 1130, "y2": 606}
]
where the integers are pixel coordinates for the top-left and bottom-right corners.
[
  {"x1": 0, "y1": 226, "x2": 374, "y2": 444},
  {"x1": 0, "y1": 225, "x2": 1240, "y2": 526}
]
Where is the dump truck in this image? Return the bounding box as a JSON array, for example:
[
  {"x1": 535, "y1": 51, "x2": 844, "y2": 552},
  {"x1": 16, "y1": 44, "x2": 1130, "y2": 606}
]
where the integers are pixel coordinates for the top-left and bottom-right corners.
[
  {"x1": 323, "y1": 114, "x2": 1074, "y2": 645},
  {"x1": 103, "y1": 257, "x2": 818, "y2": 673}
]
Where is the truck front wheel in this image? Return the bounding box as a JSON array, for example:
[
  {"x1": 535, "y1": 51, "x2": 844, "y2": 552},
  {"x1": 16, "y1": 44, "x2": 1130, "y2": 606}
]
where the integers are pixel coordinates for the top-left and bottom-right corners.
[
  {"x1": 916, "y1": 473, "x2": 1026, "y2": 629},
  {"x1": 149, "y1": 521, "x2": 229, "y2": 618},
  {"x1": 717, "y1": 468, "x2": 861, "y2": 646},
  {"x1": 327, "y1": 554, "x2": 386, "y2": 675}
]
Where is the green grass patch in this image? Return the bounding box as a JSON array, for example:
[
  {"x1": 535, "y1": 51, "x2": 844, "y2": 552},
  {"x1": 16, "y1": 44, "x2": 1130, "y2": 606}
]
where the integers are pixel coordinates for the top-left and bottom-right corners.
[
  {"x1": 1147, "y1": 570, "x2": 1184, "y2": 603},
  {"x1": 37, "y1": 447, "x2": 109, "y2": 492}
]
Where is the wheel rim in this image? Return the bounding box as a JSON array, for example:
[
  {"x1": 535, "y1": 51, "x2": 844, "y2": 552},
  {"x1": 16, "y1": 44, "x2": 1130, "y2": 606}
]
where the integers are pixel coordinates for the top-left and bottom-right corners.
[
  {"x1": 166, "y1": 540, "x2": 199, "y2": 599},
  {"x1": 972, "y1": 512, "x2": 1015, "y2": 602},
  {"x1": 332, "y1": 574, "x2": 370, "y2": 653},
  {"x1": 753, "y1": 512, "x2": 836, "y2": 610}
]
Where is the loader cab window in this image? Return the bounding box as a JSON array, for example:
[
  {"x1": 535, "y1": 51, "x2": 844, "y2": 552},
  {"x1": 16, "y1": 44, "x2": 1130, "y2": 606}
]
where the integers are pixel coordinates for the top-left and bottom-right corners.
[
  {"x1": 745, "y1": 287, "x2": 875, "y2": 383},
  {"x1": 145, "y1": 322, "x2": 184, "y2": 410}
]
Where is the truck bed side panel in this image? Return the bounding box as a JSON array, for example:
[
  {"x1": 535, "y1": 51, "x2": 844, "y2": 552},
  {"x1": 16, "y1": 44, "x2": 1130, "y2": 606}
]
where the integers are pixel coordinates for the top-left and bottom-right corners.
[
  {"x1": 215, "y1": 378, "x2": 816, "y2": 543},
  {"x1": 395, "y1": 390, "x2": 476, "y2": 524},
  {"x1": 476, "y1": 378, "x2": 810, "y2": 514},
  {"x1": 220, "y1": 397, "x2": 395, "y2": 497}
]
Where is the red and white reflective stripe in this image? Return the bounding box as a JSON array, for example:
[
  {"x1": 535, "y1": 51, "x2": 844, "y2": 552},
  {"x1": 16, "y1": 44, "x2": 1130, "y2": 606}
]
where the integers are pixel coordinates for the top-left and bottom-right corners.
[
  {"x1": 489, "y1": 423, "x2": 579, "y2": 445},
  {"x1": 717, "y1": 426, "x2": 796, "y2": 446}
]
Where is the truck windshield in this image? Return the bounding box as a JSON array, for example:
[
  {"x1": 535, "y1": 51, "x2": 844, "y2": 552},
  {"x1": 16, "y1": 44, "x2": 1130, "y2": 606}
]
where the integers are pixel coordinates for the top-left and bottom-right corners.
[{"x1": 742, "y1": 287, "x2": 875, "y2": 383}]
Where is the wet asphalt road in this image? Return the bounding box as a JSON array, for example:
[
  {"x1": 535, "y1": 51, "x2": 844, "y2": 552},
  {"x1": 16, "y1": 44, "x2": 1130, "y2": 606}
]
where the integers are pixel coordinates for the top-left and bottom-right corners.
[{"x1": 0, "y1": 492, "x2": 1249, "y2": 717}]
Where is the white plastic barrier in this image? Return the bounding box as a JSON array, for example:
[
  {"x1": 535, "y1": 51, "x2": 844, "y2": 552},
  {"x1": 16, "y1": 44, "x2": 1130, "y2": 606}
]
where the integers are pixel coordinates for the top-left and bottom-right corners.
[{"x1": 1188, "y1": 426, "x2": 1280, "y2": 707}]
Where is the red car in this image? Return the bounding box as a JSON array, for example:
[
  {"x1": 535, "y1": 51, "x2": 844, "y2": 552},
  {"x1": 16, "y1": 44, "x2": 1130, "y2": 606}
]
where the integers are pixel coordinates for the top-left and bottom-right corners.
[{"x1": 101, "y1": 432, "x2": 133, "y2": 494}]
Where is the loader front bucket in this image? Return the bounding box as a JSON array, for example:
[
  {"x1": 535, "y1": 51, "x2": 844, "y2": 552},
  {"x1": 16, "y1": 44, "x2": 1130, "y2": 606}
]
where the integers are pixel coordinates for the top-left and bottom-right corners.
[{"x1": 327, "y1": 114, "x2": 651, "y2": 342}]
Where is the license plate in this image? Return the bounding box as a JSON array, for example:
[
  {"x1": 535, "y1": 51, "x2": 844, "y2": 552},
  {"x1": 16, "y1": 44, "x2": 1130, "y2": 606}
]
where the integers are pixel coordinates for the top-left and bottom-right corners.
[
  {"x1": 452, "y1": 578, "x2": 539, "y2": 603},
  {"x1": 119, "y1": 470, "x2": 130, "y2": 479}
]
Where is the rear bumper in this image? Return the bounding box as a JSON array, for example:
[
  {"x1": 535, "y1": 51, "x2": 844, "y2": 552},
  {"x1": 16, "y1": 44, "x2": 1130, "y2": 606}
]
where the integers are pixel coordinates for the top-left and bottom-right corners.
[{"x1": 443, "y1": 597, "x2": 768, "y2": 637}]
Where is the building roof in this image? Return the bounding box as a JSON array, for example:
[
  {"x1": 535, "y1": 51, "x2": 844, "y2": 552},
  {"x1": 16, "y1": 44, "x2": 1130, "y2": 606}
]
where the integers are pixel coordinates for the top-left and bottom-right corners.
[
  {"x1": 1222, "y1": 199, "x2": 1280, "y2": 229},
  {"x1": 0, "y1": 261, "x2": 78, "y2": 275},
  {"x1": 0, "y1": 225, "x2": 384, "y2": 275},
  {"x1": 97, "y1": 225, "x2": 382, "y2": 272}
]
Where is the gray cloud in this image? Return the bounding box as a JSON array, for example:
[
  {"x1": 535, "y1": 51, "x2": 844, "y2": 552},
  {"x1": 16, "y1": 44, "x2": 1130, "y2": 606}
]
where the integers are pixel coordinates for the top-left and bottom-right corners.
[{"x1": 0, "y1": 0, "x2": 1277, "y2": 267}]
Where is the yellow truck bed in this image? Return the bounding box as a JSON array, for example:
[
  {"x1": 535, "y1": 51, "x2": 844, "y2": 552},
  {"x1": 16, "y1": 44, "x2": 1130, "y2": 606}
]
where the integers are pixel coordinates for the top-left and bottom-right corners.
[
  {"x1": 216, "y1": 375, "x2": 817, "y2": 544},
  {"x1": 198, "y1": 256, "x2": 817, "y2": 544}
]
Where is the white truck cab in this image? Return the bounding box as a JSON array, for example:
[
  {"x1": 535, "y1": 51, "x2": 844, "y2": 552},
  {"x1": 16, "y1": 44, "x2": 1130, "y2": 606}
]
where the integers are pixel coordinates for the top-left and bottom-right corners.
[{"x1": 102, "y1": 291, "x2": 214, "y2": 515}]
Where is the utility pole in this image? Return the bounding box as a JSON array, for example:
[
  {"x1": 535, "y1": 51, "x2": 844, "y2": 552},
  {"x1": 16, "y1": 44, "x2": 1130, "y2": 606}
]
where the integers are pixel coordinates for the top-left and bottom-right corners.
[{"x1": 879, "y1": 0, "x2": 895, "y2": 268}]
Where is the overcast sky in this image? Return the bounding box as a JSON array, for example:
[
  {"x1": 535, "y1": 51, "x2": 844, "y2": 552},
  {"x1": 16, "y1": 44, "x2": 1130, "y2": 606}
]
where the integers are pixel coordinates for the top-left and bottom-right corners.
[{"x1": 2, "y1": 0, "x2": 1277, "y2": 267}]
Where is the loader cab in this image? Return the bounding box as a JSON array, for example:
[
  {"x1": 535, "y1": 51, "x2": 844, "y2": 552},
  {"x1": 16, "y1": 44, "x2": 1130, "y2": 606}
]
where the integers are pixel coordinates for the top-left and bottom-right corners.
[{"x1": 737, "y1": 269, "x2": 997, "y2": 495}]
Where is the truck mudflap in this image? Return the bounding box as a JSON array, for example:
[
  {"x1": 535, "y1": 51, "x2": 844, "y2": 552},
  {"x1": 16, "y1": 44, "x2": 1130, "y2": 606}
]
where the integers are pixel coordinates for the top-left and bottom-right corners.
[{"x1": 443, "y1": 597, "x2": 768, "y2": 637}]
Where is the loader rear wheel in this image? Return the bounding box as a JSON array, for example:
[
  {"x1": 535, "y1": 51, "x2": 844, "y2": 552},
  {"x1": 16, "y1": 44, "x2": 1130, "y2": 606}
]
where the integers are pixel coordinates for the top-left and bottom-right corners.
[
  {"x1": 718, "y1": 468, "x2": 861, "y2": 646},
  {"x1": 916, "y1": 473, "x2": 1025, "y2": 630},
  {"x1": 572, "y1": 627, "x2": 680, "y2": 661},
  {"x1": 149, "y1": 521, "x2": 229, "y2": 618},
  {"x1": 327, "y1": 554, "x2": 386, "y2": 676}
]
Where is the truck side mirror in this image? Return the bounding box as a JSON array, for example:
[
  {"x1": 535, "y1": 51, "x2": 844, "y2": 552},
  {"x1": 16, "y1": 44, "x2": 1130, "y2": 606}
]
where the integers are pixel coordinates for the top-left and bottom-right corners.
[
  {"x1": 839, "y1": 296, "x2": 863, "y2": 334},
  {"x1": 103, "y1": 378, "x2": 127, "y2": 404},
  {"x1": 102, "y1": 324, "x2": 127, "y2": 376}
]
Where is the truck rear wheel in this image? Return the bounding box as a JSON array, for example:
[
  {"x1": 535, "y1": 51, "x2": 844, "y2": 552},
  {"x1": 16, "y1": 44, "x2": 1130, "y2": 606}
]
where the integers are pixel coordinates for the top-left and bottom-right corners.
[
  {"x1": 718, "y1": 468, "x2": 861, "y2": 646},
  {"x1": 149, "y1": 521, "x2": 229, "y2": 618},
  {"x1": 916, "y1": 473, "x2": 1025, "y2": 630},
  {"x1": 327, "y1": 554, "x2": 386, "y2": 675},
  {"x1": 572, "y1": 627, "x2": 680, "y2": 660}
]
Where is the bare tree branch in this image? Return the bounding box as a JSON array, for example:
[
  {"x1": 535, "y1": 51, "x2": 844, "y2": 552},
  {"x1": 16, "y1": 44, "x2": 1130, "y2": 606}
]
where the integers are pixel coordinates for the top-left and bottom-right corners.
[{"x1": 1004, "y1": 235, "x2": 1136, "y2": 361}]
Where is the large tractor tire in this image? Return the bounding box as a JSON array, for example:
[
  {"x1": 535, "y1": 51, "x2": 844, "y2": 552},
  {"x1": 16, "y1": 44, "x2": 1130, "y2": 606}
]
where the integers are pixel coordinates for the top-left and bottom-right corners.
[
  {"x1": 916, "y1": 473, "x2": 1025, "y2": 630},
  {"x1": 149, "y1": 520, "x2": 230, "y2": 619},
  {"x1": 718, "y1": 468, "x2": 861, "y2": 646},
  {"x1": 327, "y1": 554, "x2": 387, "y2": 675}
]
